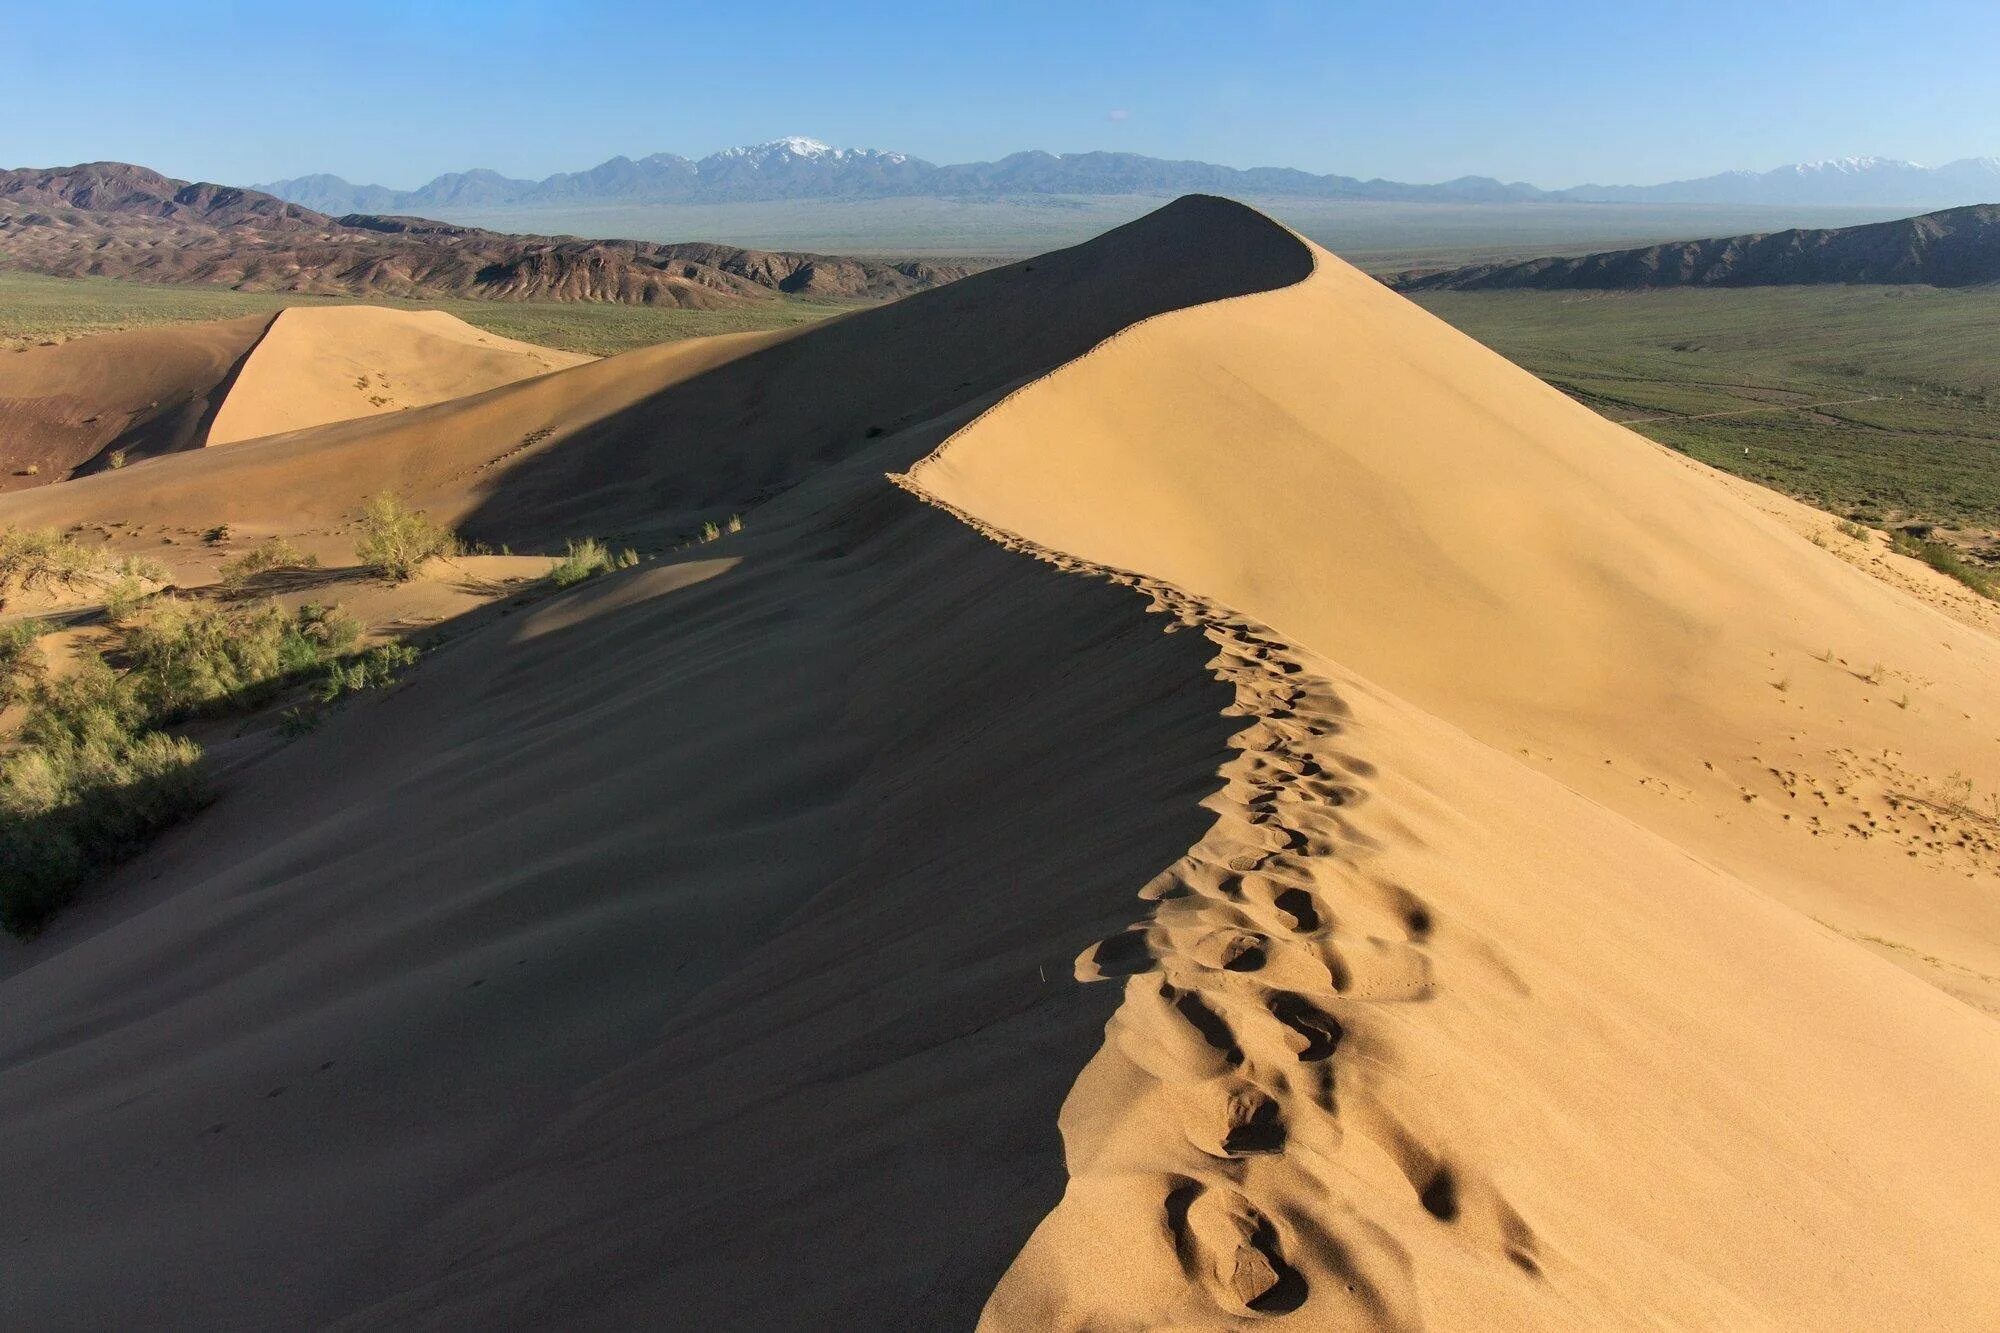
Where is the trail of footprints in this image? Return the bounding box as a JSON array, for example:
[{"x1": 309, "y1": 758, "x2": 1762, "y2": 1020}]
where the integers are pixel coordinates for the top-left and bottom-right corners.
[{"x1": 895, "y1": 475, "x2": 1540, "y2": 1326}]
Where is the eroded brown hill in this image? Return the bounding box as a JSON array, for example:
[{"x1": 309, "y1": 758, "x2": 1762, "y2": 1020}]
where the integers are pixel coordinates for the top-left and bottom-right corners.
[
  {"x1": 1394, "y1": 202, "x2": 2000, "y2": 290},
  {"x1": 0, "y1": 162, "x2": 970, "y2": 307}
]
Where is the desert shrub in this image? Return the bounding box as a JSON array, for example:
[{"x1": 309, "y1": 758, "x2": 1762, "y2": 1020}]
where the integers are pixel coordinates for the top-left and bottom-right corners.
[
  {"x1": 0, "y1": 655, "x2": 208, "y2": 937},
  {"x1": 0, "y1": 618, "x2": 49, "y2": 705},
  {"x1": 355, "y1": 493, "x2": 456, "y2": 582},
  {"x1": 122, "y1": 597, "x2": 362, "y2": 718},
  {"x1": 202, "y1": 525, "x2": 232, "y2": 546},
  {"x1": 1835, "y1": 520, "x2": 1872, "y2": 542},
  {"x1": 548, "y1": 538, "x2": 640, "y2": 588},
  {"x1": 0, "y1": 527, "x2": 166, "y2": 600},
  {"x1": 313, "y1": 642, "x2": 419, "y2": 702},
  {"x1": 218, "y1": 537, "x2": 318, "y2": 589}
]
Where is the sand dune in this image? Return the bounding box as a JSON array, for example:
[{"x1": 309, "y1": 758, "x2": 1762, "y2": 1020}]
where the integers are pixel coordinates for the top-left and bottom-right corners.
[
  {"x1": 0, "y1": 306, "x2": 588, "y2": 493},
  {"x1": 0, "y1": 197, "x2": 1995, "y2": 1328},
  {"x1": 204, "y1": 306, "x2": 592, "y2": 444},
  {"x1": 0, "y1": 314, "x2": 271, "y2": 485}
]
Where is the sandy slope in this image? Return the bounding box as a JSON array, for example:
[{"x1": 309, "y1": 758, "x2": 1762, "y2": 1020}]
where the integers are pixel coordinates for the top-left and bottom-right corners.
[
  {"x1": 204, "y1": 306, "x2": 591, "y2": 444},
  {"x1": 903, "y1": 219, "x2": 2000, "y2": 1325},
  {"x1": 0, "y1": 314, "x2": 272, "y2": 485},
  {"x1": 0, "y1": 197, "x2": 1995, "y2": 1328}
]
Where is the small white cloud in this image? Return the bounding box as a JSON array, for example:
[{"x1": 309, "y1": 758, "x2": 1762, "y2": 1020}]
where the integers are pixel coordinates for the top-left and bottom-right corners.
[{"x1": 1107, "y1": 108, "x2": 1131, "y2": 123}]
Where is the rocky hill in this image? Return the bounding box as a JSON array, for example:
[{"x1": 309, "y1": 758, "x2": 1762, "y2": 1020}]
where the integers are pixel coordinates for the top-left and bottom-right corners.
[
  {"x1": 0, "y1": 162, "x2": 970, "y2": 307},
  {"x1": 1393, "y1": 203, "x2": 2000, "y2": 291}
]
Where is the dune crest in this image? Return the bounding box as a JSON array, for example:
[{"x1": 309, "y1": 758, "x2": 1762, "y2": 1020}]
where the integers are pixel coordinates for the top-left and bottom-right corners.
[{"x1": 901, "y1": 205, "x2": 2000, "y2": 1326}]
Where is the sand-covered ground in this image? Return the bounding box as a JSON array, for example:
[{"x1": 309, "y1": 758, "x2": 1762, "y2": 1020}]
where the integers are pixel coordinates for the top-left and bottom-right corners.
[{"x1": 0, "y1": 197, "x2": 1994, "y2": 1328}]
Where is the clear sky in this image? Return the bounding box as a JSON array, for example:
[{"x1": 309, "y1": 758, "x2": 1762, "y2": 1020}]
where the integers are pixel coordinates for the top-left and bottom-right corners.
[{"x1": 8, "y1": 0, "x2": 1998, "y2": 189}]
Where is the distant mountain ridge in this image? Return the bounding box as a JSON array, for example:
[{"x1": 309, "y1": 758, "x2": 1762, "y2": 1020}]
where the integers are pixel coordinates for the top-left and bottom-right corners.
[
  {"x1": 261, "y1": 136, "x2": 1550, "y2": 211},
  {"x1": 259, "y1": 139, "x2": 2000, "y2": 212},
  {"x1": 0, "y1": 161, "x2": 970, "y2": 306},
  {"x1": 1392, "y1": 204, "x2": 2000, "y2": 292}
]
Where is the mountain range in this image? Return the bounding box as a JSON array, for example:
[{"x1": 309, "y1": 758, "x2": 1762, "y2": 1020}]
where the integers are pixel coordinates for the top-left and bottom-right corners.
[
  {"x1": 0, "y1": 161, "x2": 968, "y2": 306},
  {"x1": 259, "y1": 139, "x2": 2000, "y2": 212},
  {"x1": 1392, "y1": 203, "x2": 2000, "y2": 291}
]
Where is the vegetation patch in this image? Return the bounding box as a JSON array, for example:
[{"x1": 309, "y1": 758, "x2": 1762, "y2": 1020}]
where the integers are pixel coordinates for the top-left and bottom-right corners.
[
  {"x1": 123, "y1": 597, "x2": 362, "y2": 718},
  {"x1": 548, "y1": 537, "x2": 639, "y2": 588},
  {"x1": 0, "y1": 594, "x2": 423, "y2": 935},
  {"x1": 0, "y1": 656, "x2": 208, "y2": 937},
  {"x1": 0, "y1": 618, "x2": 50, "y2": 705},
  {"x1": 0, "y1": 527, "x2": 165, "y2": 604},
  {"x1": 218, "y1": 537, "x2": 319, "y2": 589},
  {"x1": 1889, "y1": 532, "x2": 1998, "y2": 600},
  {"x1": 355, "y1": 493, "x2": 458, "y2": 582}
]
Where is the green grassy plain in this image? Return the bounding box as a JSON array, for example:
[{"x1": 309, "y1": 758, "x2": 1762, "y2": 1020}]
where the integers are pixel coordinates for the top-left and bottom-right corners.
[
  {"x1": 0, "y1": 268, "x2": 854, "y2": 357},
  {"x1": 1415, "y1": 285, "x2": 2000, "y2": 543}
]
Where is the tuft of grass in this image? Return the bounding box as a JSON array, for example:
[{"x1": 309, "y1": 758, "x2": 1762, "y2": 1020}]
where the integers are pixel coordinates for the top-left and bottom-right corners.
[
  {"x1": 355, "y1": 493, "x2": 457, "y2": 582},
  {"x1": 547, "y1": 537, "x2": 639, "y2": 588},
  {"x1": 0, "y1": 655, "x2": 208, "y2": 937},
  {"x1": 1835, "y1": 520, "x2": 1872, "y2": 542},
  {"x1": 106, "y1": 449, "x2": 127, "y2": 470}
]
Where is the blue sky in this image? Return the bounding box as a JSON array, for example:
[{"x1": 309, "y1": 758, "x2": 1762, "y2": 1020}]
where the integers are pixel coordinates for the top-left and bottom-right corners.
[{"x1": 8, "y1": 0, "x2": 1998, "y2": 188}]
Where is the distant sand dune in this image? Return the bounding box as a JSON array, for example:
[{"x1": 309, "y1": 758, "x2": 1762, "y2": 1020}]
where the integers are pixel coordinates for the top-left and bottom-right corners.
[{"x1": 204, "y1": 306, "x2": 592, "y2": 445}]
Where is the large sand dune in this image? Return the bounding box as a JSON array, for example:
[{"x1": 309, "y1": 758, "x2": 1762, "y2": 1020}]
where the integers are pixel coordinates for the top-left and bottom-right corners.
[{"x1": 1, "y1": 197, "x2": 1995, "y2": 1328}]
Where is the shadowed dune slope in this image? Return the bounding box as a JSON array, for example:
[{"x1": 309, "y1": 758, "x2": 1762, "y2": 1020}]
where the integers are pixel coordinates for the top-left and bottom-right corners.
[
  {"x1": 0, "y1": 313, "x2": 272, "y2": 486},
  {"x1": 0, "y1": 197, "x2": 1313, "y2": 548},
  {"x1": 0, "y1": 198, "x2": 1311, "y2": 1327},
  {"x1": 204, "y1": 306, "x2": 592, "y2": 445},
  {"x1": 0, "y1": 461, "x2": 1240, "y2": 1327},
  {"x1": 902, "y1": 224, "x2": 2000, "y2": 1326}
]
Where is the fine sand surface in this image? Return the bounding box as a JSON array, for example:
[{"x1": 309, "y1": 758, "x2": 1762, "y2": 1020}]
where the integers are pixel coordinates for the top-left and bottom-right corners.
[
  {"x1": 204, "y1": 306, "x2": 592, "y2": 445},
  {"x1": 1, "y1": 197, "x2": 1996, "y2": 1329}
]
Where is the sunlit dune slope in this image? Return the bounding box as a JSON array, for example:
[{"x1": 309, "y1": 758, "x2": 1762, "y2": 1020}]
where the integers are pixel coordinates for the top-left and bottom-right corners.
[
  {"x1": 204, "y1": 306, "x2": 592, "y2": 444},
  {"x1": 900, "y1": 212, "x2": 2000, "y2": 1327},
  {"x1": 913, "y1": 233, "x2": 2000, "y2": 1010}
]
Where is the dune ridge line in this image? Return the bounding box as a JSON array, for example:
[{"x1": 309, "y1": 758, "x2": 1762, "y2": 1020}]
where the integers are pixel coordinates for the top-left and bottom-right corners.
[{"x1": 892, "y1": 471, "x2": 1470, "y2": 1325}]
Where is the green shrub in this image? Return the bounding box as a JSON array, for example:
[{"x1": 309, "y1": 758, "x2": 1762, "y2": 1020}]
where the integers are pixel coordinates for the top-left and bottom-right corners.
[
  {"x1": 355, "y1": 493, "x2": 456, "y2": 582},
  {"x1": 0, "y1": 528, "x2": 166, "y2": 607},
  {"x1": 547, "y1": 537, "x2": 640, "y2": 588},
  {"x1": 218, "y1": 537, "x2": 318, "y2": 589},
  {"x1": 122, "y1": 597, "x2": 362, "y2": 718},
  {"x1": 313, "y1": 642, "x2": 419, "y2": 703},
  {"x1": 0, "y1": 655, "x2": 208, "y2": 937},
  {"x1": 0, "y1": 618, "x2": 49, "y2": 705}
]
